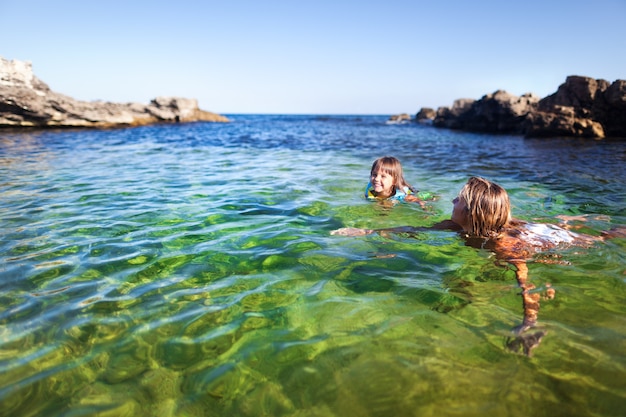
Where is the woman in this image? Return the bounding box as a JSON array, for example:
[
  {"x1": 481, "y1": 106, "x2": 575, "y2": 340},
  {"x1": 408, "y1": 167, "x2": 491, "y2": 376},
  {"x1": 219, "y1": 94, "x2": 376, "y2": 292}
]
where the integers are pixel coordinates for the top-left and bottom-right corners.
[{"x1": 333, "y1": 176, "x2": 623, "y2": 355}]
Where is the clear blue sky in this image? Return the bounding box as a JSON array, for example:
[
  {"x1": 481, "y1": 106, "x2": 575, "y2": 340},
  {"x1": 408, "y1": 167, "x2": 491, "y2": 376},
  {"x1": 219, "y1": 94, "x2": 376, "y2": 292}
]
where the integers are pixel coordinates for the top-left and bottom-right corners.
[{"x1": 2, "y1": 0, "x2": 625, "y2": 115}]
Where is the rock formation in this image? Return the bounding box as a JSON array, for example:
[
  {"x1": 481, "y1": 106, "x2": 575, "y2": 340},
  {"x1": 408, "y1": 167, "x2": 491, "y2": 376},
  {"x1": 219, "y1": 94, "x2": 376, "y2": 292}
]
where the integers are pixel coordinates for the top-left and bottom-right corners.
[
  {"x1": 0, "y1": 57, "x2": 229, "y2": 128},
  {"x1": 415, "y1": 107, "x2": 436, "y2": 123},
  {"x1": 433, "y1": 91, "x2": 540, "y2": 134},
  {"x1": 387, "y1": 113, "x2": 412, "y2": 123},
  {"x1": 417, "y1": 76, "x2": 626, "y2": 139},
  {"x1": 523, "y1": 76, "x2": 625, "y2": 138}
]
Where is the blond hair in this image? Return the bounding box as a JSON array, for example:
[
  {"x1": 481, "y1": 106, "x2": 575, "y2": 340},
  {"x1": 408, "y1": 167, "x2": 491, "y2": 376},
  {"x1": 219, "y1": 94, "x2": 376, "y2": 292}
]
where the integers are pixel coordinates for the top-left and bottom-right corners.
[
  {"x1": 458, "y1": 176, "x2": 511, "y2": 238},
  {"x1": 370, "y1": 156, "x2": 414, "y2": 191}
]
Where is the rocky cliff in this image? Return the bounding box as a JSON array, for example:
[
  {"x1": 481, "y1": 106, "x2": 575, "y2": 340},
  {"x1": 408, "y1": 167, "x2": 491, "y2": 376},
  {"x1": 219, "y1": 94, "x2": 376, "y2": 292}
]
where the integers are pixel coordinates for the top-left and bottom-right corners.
[
  {"x1": 0, "y1": 57, "x2": 229, "y2": 128},
  {"x1": 418, "y1": 76, "x2": 626, "y2": 139}
]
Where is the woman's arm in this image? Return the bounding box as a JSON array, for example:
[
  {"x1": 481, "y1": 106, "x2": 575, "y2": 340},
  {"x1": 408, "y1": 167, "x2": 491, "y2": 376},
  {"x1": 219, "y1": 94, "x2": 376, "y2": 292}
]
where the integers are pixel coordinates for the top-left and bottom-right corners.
[
  {"x1": 330, "y1": 225, "x2": 416, "y2": 237},
  {"x1": 330, "y1": 220, "x2": 462, "y2": 237},
  {"x1": 495, "y1": 236, "x2": 541, "y2": 334},
  {"x1": 510, "y1": 259, "x2": 541, "y2": 334}
]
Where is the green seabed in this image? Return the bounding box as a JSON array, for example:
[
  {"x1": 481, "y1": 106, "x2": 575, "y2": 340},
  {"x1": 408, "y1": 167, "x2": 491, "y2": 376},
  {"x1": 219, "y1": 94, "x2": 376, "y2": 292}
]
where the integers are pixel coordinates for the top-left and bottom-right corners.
[{"x1": 1, "y1": 116, "x2": 625, "y2": 416}]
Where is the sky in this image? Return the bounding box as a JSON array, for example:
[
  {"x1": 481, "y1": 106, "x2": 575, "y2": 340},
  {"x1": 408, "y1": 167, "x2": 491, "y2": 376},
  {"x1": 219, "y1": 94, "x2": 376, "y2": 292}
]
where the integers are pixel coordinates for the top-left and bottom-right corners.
[{"x1": 2, "y1": 0, "x2": 625, "y2": 115}]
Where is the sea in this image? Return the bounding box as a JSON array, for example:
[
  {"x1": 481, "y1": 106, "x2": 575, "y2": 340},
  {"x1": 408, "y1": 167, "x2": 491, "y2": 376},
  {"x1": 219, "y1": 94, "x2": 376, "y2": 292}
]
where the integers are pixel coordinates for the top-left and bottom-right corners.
[{"x1": 1, "y1": 114, "x2": 625, "y2": 417}]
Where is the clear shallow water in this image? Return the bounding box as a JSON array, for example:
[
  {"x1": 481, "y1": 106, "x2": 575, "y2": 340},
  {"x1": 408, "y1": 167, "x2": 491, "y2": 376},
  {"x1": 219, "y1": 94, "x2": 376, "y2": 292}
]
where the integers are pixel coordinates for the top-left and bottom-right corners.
[{"x1": 1, "y1": 115, "x2": 625, "y2": 416}]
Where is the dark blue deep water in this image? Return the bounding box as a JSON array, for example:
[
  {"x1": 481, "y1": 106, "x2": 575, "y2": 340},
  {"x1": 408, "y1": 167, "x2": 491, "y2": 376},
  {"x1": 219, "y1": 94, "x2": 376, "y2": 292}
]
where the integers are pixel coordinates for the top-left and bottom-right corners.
[{"x1": 1, "y1": 115, "x2": 625, "y2": 416}]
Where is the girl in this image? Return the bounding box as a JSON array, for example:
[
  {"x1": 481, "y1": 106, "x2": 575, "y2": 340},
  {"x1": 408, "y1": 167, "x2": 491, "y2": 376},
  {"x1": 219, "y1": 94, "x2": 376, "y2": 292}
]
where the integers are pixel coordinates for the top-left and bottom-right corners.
[
  {"x1": 334, "y1": 176, "x2": 624, "y2": 355},
  {"x1": 364, "y1": 156, "x2": 430, "y2": 206}
]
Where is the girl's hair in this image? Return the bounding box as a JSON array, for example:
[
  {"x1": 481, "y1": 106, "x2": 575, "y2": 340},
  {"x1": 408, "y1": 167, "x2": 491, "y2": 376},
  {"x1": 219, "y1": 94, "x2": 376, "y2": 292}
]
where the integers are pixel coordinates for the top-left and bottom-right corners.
[
  {"x1": 370, "y1": 156, "x2": 415, "y2": 192},
  {"x1": 458, "y1": 176, "x2": 511, "y2": 238}
]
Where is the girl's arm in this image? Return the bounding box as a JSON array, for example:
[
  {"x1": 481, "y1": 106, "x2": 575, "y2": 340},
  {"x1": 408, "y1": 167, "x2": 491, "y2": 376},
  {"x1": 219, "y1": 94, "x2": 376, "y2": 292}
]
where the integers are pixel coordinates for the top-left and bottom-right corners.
[{"x1": 403, "y1": 194, "x2": 427, "y2": 208}]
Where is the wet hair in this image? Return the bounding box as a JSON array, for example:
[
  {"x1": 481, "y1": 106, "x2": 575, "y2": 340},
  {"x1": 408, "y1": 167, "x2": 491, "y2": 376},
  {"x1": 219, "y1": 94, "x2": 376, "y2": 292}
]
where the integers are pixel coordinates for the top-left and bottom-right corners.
[
  {"x1": 458, "y1": 176, "x2": 511, "y2": 238},
  {"x1": 370, "y1": 156, "x2": 415, "y2": 192}
]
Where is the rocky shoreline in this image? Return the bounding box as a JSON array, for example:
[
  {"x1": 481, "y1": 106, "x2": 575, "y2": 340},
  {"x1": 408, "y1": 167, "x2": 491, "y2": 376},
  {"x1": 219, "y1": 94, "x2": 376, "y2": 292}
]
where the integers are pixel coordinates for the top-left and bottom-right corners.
[
  {"x1": 3, "y1": 57, "x2": 625, "y2": 138},
  {"x1": 414, "y1": 75, "x2": 626, "y2": 139},
  {"x1": 0, "y1": 57, "x2": 229, "y2": 129}
]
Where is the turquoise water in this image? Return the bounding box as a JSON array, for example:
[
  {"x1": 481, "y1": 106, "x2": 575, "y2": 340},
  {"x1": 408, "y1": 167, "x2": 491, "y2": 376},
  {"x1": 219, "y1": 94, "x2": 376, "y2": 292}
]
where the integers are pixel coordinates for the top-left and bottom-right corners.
[{"x1": 1, "y1": 115, "x2": 625, "y2": 416}]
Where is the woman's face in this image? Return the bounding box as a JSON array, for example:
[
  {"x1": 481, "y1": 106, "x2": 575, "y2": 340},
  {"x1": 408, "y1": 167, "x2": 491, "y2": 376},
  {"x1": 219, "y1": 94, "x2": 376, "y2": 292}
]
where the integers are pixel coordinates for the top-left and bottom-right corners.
[
  {"x1": 451, "y1": 196, "x2": 469, "y2": 230},
  {"x1": 370, "y1": 169, "x2": 395, "y2": 196}
]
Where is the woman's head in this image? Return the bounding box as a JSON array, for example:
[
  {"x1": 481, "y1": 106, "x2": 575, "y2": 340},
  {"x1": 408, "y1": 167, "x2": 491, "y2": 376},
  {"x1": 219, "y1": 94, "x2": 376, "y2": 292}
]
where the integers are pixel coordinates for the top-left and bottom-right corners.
[
  {"x1": 369, "y1": 156, "x2": 409, "y2": 197},
  {"x1": 452, "y1": 176, "x2": 511, "y2": 238}
]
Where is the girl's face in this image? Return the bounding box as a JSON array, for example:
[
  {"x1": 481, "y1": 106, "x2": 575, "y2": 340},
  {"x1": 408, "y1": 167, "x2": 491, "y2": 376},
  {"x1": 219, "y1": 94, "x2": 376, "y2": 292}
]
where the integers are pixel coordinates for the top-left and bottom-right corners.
[
  {"x1": 370, "y1": 169, "x2": 395, "y2": 196},
  {"x1": 451, "y1": 196, "x2": 469, "y2": 230}
]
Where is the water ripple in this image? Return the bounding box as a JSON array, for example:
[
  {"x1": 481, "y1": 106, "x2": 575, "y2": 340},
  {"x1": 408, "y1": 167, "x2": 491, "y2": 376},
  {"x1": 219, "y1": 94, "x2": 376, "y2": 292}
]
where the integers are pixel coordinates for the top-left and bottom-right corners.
[{"x1": 1, "y1": 116, "x2": 625, "y2": 416}]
